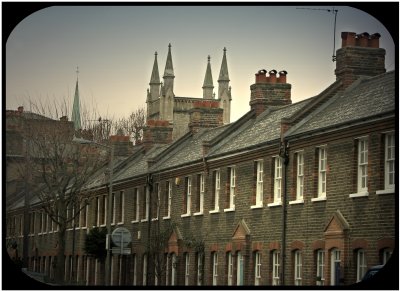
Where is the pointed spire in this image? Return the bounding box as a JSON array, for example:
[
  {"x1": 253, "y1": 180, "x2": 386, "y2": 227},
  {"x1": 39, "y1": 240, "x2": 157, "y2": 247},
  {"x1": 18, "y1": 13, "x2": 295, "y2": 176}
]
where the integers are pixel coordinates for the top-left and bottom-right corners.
[
  {"x1": 202, "y1": 55, "x2": 214, "y2": 99},
  {"x1": 163, "y1": 43, "x2": 174, "y2": 78},
  {"x1": 71, "y1": 66, "x2": 82, "y2": 130},
  {"x1": 150, "y1": 51, "x2": 160, "y2": 84},
  {"x1": 218, "y1": 47, "x2": 230, "y2": 82}
]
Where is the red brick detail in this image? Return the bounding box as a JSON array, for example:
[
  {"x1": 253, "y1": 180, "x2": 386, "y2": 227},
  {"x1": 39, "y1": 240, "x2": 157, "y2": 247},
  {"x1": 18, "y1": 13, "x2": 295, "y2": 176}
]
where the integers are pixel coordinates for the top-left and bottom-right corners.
[
  {"x1": 311, "y1": 240, "x2": 325, "y2": 251},
  {"x1": 209, "y1": 243, "x2": 219, "y2": 252},
  {"x1": 269, "y1": 241, "x2": 280, "y2": 251},
  {"x1": 146, "y1": 119, "x2": 170, "y2": 127},
  {"x1": 351, "y1": 238, "x2": 368, "y2": 250},
  {"x1": 290, "y1": 240, "x2": 305, "y2": 251},
  {"x1": 193, "y1": 100, "x2": 220, "y2": 108},
  {"x1": 252, "y1": 241, "x2": 263, "y2": 251},
  {"x1": 110, "y1": 135, "x2": 130, "y2": 142},
  {"x1": 377, "y1": 238, "x2": 395, "y2": 251},
  {"x1": 225, "y1": 243, "x2": 233, "y2": 252}
]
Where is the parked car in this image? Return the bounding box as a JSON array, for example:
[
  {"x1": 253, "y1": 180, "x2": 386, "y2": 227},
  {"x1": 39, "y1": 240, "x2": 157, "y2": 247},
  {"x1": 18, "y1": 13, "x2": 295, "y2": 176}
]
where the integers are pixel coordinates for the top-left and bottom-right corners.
[{"x1": 361, "y1": 265, "x2": 384, "y2": 281}]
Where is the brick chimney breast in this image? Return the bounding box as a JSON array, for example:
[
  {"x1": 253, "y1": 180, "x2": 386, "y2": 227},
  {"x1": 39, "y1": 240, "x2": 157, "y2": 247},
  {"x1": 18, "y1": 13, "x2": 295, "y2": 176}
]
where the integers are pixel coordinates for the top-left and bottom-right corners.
[{"x1": 335, "y1": 31, "x2": 385, "y2": 87}]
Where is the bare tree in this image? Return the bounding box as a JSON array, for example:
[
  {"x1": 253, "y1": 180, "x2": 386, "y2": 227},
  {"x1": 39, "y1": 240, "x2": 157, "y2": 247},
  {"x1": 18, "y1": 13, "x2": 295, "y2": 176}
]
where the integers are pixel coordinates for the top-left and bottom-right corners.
[{"x1": 114, "y1": 107, "x2": 146, "y2": 145}]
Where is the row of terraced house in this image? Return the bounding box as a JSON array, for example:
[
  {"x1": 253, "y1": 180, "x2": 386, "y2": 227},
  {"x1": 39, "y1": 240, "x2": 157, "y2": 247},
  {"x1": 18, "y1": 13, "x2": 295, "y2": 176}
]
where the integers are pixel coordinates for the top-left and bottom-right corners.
[{"x1": 5, "y1": 31, "x2": 396, "y2": 286}]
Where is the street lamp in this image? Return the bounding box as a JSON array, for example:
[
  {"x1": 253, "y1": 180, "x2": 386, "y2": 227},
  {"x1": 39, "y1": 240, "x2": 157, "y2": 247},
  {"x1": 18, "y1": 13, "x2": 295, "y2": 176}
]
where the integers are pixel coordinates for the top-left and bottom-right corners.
[{"x1": 72, "y1": 137, "x2": 114, "y2": 286}]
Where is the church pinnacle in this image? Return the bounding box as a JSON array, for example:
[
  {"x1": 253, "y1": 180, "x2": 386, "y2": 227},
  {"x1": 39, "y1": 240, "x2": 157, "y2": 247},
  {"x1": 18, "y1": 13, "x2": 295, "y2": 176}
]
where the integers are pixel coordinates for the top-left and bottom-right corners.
[
  {"x1": 218, "y1": 47, "x2": 230, "y2": 82},
  {"x1": 71, "y1": 66, "x2": 82, "y2": 131},
  {"x1": 163, "y1": 43, "x2": 175, "y2": 95},
  {"x1": 202, "y1": 55, "x2": 214, "y2": 99},
  {"x1": 150, "y1": 51, "x2": 160, "y2": 84},
  {"x1": 149, "y1": 51, "x2": 161, "y2": 101}
]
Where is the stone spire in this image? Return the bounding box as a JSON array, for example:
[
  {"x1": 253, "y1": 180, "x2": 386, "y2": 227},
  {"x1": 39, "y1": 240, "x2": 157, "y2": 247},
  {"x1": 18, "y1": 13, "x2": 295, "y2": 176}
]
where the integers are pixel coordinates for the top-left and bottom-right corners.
[
  {"x1": 202, "y1": 55, "x2": 214, "y2": 99},
  {"x1": 71, "y1": 66, "x2": 82, "y2": 130},
  {"x1": 149, "y1": 51, "x2": 161, "y2": 101},
  {"x1": 218, "y1": 48, "x2": 231, "y2": 124},
  {"x1": 163, "y1": 43, "x2": 175, "y2": 94},
  {"x1": 218, "y1": 47, "x2": 230, "y2": 83}
]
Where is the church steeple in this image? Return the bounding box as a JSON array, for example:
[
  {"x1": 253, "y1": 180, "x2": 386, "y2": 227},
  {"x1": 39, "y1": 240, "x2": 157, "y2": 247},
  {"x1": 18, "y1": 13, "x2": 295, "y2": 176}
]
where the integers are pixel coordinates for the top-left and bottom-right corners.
[
  {"x1": 163, "y1": 43, "x2": 175, "y2": 95},
  {"x1": 218, "y1": 48, "x2": 231, "y2": 124},
  {"x1": 202, "y1": 55, "x2": 214, "y2": 99},
  {"x1": 71, "y1": 66, "x2": 82, "y2": 131},
  {"x1": 149, "y1": 51, "x2": 161, "y2": 101}
]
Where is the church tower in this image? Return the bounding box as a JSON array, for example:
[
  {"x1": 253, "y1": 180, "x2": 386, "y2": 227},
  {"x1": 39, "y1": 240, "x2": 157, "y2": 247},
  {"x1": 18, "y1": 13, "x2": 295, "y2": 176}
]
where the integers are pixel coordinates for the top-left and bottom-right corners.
[
  {"x1": 218, "y1": 47, "x2": 231, "y2": 124},
  {"x1": 202, "y1": 55, "x2": 214, "y2": 99},
  {"x1": 147, "y1": 52, "x2": 161, "y2": 119},
  {"x1": 71, "y1": 67, "x2": 82, "y2": 131},
  {"x1": 161, "y1": 43, "x2": 175, "y2": 122}
]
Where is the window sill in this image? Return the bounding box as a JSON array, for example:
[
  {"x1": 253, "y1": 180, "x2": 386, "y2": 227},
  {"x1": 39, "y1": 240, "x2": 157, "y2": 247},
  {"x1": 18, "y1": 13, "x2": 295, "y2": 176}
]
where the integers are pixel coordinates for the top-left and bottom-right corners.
[
  {"x1": 209, "y1": 209, "x2": 220, "y2": 214},
  {"x1": 117, "y1": 222, "x2": 124, "y2": 225},
  {"x1": 181, "y1": 213, "x2": 191, "y2": 218},
  {"x1": 289, "y1": 199, "x2": 304, "y2": 205},
  {"x1": 349, "y1": 192, "x2": 369, "y2": 198},
  {"x1": 193, "y1": 212, "x2": 203, "y2": 216},
  {"x1": 376, "y1": 189, "x2": 394, "y2": 195},
  {"x1": 267, "y1": 201, "x2": 282, "y2": 207},
  {"x1": 131, "y1": 220, "x2": 139, "y2": 224},
  {"x1": 140, "y1": 219, "x2": 148, "y2": 223},
  {"x1": 311, "y1": 196, "x2": 326, "y2": 202},
  {"x1": 224, "y1": 208, "x2": 235, "y2": 212},
  {"x1": 163, "y1": 216, "x2": 171, "y2": 220},
  {"x1": 250, "y1": 204, "x2": 263, "y2": 209},
  {"x1": 151, "y1": 218, "x2": 159, "y2": 221}
]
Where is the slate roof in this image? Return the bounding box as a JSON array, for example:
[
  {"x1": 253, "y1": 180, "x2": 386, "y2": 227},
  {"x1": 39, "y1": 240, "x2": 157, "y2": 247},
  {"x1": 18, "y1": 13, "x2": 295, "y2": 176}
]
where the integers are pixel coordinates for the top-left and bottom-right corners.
[
  {"x1": 208, "y1": 98, "x2": 314, "y2": 156},
  {"x1": 149, "y1": 126, "x2": 228, "y2": 172},
  {"x1": 287, "y1": 71, "x2": 395, "y2": 137}
]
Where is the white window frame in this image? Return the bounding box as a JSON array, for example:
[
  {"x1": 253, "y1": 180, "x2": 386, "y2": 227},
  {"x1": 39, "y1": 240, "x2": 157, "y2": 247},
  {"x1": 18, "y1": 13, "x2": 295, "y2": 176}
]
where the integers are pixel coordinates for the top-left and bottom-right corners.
[
  {"x1": 274, "y1": 157, "x2": 282, "y2": 203},
  {"x1": 316, "y1": 250, "x2": 325, "y2": 286},
  {"x1": 212, "y1": 252, "x2": 218, "y2": 285},
  {"x1": 253, "y1": 160, "x2": 264, "y2": 208},
  {"x1": 227, "y1": 252, "x2": 233, "y2": 286},
  {"x1": 142, "y1": 254, "x2": 147, "y2": 286},
  {"x1": 254, "y1": 251, "x2": 261, "y2": 285},
  {"x1": 185, "y1": 253, "x2": 190, "y2": 285},
  {"x1": 141, "y1": 188, "x2": 150, "y2": 222},
  {"x1": 358, "y1": 138, "x2": 368, "y2": 192},
  {"x1": 378, "y1": 132, "x2": 395, "y2": 194},
  {"x1": 294, "y1": 250, "x2": 302, "y2": 285},
  {"x1": 356, "y1": 249, "x2": 367, "y2": 282},
  {"x1": 111, "y1": 192, "x2": 116, "y2": 225},
  {"x1": 163, "y1": 181, "x2": 172, "y2": 219},
  {"x1": 272, "y1": 250, "x2": 280, "y2": 286},
  {"x1": 182, "y1": 177, "x2": 192, "y2": 217},
  {"x1": 195, "y1": 174, "x2": 205, "y2": 215},
  {"x1": 318, "y1": 146, "x2": 327, "y2": 198},
  {"x1": 225, "y1": 167, "x2": 236, "y2": 211},
  {"x1": 237, "y1": 251, "x2": 244, "y2": 285},
  {"x1": 197, "y1": 253, "x2": 203, "y2": 286},
  {"x1": 132, "y1": 254, "x2": 137, "y2": 285},
  {"x1": 132, "y1": 188, "x2": 140, "y2": 223},
  {"x1": 171, "y1": 253, "x2": 177, "y2": 286},
  {"x1": 80, "y1": 201, "x2": 88, "y2": 229},
  {"x1": 210, "y1": 170, "x2": 220, "y2": 213},
  {"x1": 296, "y1": 152, "x2": 304, "y2": 201},
  {"x1": 117, "y1": 191, "x2": 124, "y2": 224},
  {"x1": 330, "y1": 249, "x2": 341, "y2": 286}
]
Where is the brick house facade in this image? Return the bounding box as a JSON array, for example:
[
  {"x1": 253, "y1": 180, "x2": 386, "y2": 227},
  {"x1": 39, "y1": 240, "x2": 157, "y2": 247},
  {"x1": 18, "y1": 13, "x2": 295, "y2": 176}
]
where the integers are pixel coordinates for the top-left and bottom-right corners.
[{"x1": 6, "y1": 31, "x2": 396, "y2": 286}]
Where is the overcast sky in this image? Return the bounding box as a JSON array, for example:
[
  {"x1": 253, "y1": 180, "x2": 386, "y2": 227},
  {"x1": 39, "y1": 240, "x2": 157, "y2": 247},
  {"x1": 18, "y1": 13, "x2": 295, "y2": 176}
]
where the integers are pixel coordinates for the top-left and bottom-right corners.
[{"x1": 5, "y1": 4, "x2": 395, "y2": 123}]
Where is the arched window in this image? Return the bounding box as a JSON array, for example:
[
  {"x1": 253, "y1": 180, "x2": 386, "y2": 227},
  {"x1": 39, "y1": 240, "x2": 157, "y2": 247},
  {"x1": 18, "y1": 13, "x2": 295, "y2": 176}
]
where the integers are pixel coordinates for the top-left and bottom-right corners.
[
  {"x1": 227, "y1": 252, "x2": 233, "y2": 285},
  {"x1": 316, "y1": 249, "x2": 325, "y2": 286},
  {"x1": 254, "y1": 251, "x2": 261, "y2": 285},
  {"x1": 272, "y1": 250, "x2": 280, "y2": 285},
  {"x1": 236, "y1": 251, "x2": 244, "y2": 285},
  {"x1": 294, "y1": 250, "x2": 302, "y2": 285}
]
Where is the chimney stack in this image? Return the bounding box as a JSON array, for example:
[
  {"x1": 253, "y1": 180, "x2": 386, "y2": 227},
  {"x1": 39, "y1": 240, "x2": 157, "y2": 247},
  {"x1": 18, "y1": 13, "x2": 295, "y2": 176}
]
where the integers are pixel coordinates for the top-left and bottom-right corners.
[
  {"x1": 142, "y1": 119, "x2": 173, "y2": 151},
  {"x1": 189, "y1": 100, "x2": 224, "y2": 133},
  {"x1": 335, "y1": 31, "x2": 386, "y2": 87},
  {"x1": 110, "y1": 133, "x2": 134, "y2": 156},
  {"x1": 250, "y1": 69, "x2": 291, "y2": 116}
]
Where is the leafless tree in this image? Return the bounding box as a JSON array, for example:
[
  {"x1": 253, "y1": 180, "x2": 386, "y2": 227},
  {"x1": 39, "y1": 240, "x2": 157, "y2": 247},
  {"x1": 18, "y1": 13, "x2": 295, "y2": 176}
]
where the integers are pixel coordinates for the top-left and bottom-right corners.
[{"x1": 114, "y1": 107, "x2": 146, "y2": 145}]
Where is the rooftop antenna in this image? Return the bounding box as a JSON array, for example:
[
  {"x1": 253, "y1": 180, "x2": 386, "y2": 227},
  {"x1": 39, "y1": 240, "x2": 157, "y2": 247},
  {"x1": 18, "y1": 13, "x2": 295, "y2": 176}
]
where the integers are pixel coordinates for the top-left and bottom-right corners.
[{"x1": 297, "y1": 7, "x2": 339, "y2": 62}]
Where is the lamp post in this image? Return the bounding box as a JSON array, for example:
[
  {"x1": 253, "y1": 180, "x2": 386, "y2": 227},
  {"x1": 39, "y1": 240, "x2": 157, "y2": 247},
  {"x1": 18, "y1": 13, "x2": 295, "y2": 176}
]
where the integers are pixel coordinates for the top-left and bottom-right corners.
[{"x1": 72, "y1": 137, "x2": 114, "y2": 286}]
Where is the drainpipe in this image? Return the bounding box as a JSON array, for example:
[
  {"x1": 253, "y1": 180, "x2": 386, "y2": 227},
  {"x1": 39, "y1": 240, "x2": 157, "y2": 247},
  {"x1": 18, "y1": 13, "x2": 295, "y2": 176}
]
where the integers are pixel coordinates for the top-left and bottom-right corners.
[
  {"x1": 146, "y1": 174, "x2": 153, "y2": 285},
  {"x1": 279, "y1": 140, "x2": 289, "y2": 286}
]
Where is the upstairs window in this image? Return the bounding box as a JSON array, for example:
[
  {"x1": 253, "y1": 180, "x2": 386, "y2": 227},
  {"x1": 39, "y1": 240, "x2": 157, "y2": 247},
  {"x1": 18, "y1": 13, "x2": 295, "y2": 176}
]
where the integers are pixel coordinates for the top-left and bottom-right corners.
[
  {"x1": 164, "y1": 181, "x2": 172, "y2": 218},
  {"x1": 274, "y1": 157, "x2": 282, "y2": 203},
  {"x1": 296, "y1": 152, "x2": 304, "y2": 201},
  {"x1": 132, "y1": 188, "x2": 140, "y2": 222},
  {"x1": 226, "y1": 167, "x2": 236, "y2": 210},
  {"x1": 211, "y1": 170, "x2": 220, "y2": 212},
  {"x1": 385, "y1": 133, "x2": 395, "y2": 191},
  {"x1": 318, "y1": 147, "x2": 327, "y2": 198},
  {"x1": 152, "y1": 183, "x2": 160, "y2": 220},
  {"x1": 117, "y1": 191, "x2": 124, "y2": 223},
  {"x1": 254, "y1": 160, "x2": 264, "y2": 207},
  {"x1": 195, "y1": 174, "x2": 205, "y2": 214},
  {"x1": 357, "y1": 138, "x2": 369, "y2": 193},
  {"x1": 182, "y1": 177, "x2": 192, "y2": 215}
]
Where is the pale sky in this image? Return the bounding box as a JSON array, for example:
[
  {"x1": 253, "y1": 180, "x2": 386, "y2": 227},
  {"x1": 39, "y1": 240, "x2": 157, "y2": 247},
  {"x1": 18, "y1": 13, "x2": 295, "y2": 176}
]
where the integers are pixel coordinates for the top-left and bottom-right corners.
[{"x1": 5, "y1": 4, "x2": 396, "y2": 123}]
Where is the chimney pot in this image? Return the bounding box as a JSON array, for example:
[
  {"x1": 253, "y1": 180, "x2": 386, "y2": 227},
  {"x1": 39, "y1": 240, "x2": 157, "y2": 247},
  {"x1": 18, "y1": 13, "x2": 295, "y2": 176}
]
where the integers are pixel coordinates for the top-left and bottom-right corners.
[
  {"x1": 269, "y1": 70, "x2": 277, "y2": 83},
  {"x1": 255, "y1": 69, "x2": 267, "y2": 83},
  {"x1": 341, "y1": 32, "x2": 356, "y2": 47}
]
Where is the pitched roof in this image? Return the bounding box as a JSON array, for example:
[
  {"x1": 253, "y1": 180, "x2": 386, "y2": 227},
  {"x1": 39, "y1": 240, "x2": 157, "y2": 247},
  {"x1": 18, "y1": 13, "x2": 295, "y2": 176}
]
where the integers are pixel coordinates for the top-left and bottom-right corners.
[{"x1": 287, "y1": 71, "x2": 395, "y2": 137}]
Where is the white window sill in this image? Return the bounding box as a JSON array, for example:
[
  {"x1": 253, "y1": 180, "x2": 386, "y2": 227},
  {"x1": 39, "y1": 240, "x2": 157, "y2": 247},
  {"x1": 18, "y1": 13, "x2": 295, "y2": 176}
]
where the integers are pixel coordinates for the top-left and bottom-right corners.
[
  {"x1": 224, "y1": 208, "x2": 235, "y2": 212},
  {"x1": 193, "y1": 212, "x2": 203, "y2": 216},
  {"x1": 163, "y1": 216, "x2": 171, "y2": 220},
  {"x1": 100, "y1": 224, "x2": 106, "y2": 227},
  {"x1": 267, "y1": 201, "x2": 282, "y2": 207},
  {"x1": 250, "y1": 204, "x2": 263, "y2": 209},
  {"x1": 151, "y1": 218, "x2": 159, "y2": 221},
  {"x1": 209, "y1": 209, "x2": 220, "y2": 214},
  {"x1": 311, "y1": 196, "x2": 327, "y2": 202},
  {"x1": 140, "y1": 219, "x2": 148, "y2": 223},
  {"x1": 117, "y1": 222, "x2": 124, "y2": 225},
  {"x1": 131, "y1": 220, "x2": 139, "y2": 224},
  {"x1": 376, "y1": 189, "x2": 395, "y2": 195},
  {"x1": 289, "y1": 199, "x2": 304, "y2": 205},
  {"x1": 349, "y1": 192, "x2": 369, "y2": 198},
  {"x1": 181, "y1": 213, "x2": 191, "y2": 218}
]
